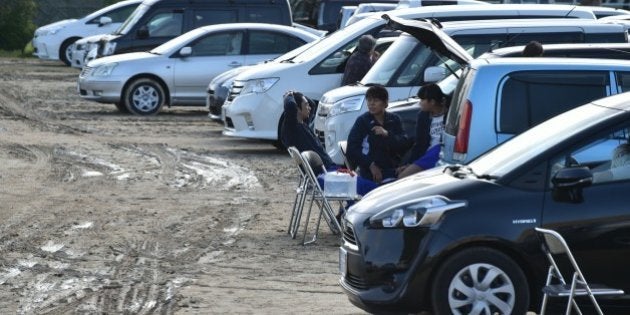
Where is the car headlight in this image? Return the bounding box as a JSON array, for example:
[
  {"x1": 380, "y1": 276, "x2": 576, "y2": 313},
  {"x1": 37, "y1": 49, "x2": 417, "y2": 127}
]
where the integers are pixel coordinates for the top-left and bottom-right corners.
[
  {"x1": 369, "y1": 195, "x2": 466, "y2": 228},
  {"x1": 91, "y1": 63, "x2": 118, "y2": 77},
  {"x1": 329, "y1": 96, "x2": 365, "y2": 117},
  {"x1": 103, "y1": 42, "x2": 117, "y2": 56},
  {"x1": 240, "y1": 78, "x2": 279, "y2": 94}
]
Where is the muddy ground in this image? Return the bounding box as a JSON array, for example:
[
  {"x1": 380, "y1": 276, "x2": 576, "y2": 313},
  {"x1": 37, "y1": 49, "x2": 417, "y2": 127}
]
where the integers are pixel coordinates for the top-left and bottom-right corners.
[{"x1": 0, "y1": 58, "x2": 364, "y2": 314}]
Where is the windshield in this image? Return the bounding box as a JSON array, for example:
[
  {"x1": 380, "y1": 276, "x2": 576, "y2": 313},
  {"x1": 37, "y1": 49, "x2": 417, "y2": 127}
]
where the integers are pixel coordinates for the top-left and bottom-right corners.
[
  {"x1": 277, "y1": 39, "x2": 319, "y2": 62},
  {"x1": 469, "y1": 104, "x2": 614, "y2": 178},
  {"x1": 361, "y1": 34, "x2": 430, "y2": 86},
  {"x1": 151, "y1": 27, "x2": 207, "y2": 55},
  {"x1": 291, "y1": 16, "x2": 382, "y2": 63},
  {"x1": 115, "y1": 3, "x2": 149, "y2": 35}
]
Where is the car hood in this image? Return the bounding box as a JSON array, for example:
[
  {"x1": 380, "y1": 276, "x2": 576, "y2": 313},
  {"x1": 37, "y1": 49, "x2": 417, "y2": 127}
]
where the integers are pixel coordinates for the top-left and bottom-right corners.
[
  {"x1": 348, "y1": 167, "x2": 459, "y2": 215},
  {"x1": 382, "y1": 14, "x2": 473, "y2": 66},
  {"x1": 320, "y1": 85, "x2": 369, "y2": 103},
  {"x1": 76, "y1": 34, "x2": 106, "y2": 45},
  {"x1": 87, "y1": 52, "x2": 157, "y2": 67},
  {"x1": 36, "y1": 19, "x2": 76, "y2": 33},
  {"x1": 209, "y1": 66, "x2": 252, "y2": 88},
  {"x1": 233, "y1": 62, "x2": 295, "y2": 81}
]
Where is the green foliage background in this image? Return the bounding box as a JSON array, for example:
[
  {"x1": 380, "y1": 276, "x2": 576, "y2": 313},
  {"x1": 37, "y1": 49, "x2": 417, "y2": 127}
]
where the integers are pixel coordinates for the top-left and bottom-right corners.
[{"x1": 0, "y1": 0, "x2": 37, "y2": 52}]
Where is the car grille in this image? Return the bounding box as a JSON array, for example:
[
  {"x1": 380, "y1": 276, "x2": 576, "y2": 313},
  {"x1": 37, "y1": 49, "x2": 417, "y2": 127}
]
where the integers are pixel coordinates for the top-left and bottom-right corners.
[
  {"x1": 227, "y1": 81, "x2": 244, "y2": 102},
  {"x1": 345, "y1": 272, "x2": 369, "y2": 291},
  {"x1": 342, "y1": 221, "x2": 357, "y2": 247},
  {"x1": 316, "y1": 129, "x2": 325, "y2": 146},
  {"x1": 80, "y1": 66, "x2": 93, "y2": 78}
]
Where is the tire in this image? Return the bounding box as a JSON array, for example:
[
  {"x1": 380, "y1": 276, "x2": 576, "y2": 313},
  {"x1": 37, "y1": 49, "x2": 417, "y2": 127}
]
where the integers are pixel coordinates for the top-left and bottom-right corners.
[
  {"x1": 114, "y1": 102, "x2": 129, "y2": 113},
  {"x1": 59, "y1": 38, "x2": 79, "y2": 66},
  {"x1": 431, "y1": 247, "x2": 529, "y2": 315},
  {"x1": 274, "y1": 114, "x2": 286, "y2": 150},
  {"x1": 124, "y1": 78, "x2": 166, "y2": 116}
]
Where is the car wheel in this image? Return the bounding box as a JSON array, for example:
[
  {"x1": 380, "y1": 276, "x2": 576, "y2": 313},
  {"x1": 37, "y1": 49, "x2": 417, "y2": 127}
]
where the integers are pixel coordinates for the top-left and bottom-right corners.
[
  {"x1": 274, "y1": 114, "x2": 286, "y2": 150},
  {"x1": 59, "y1": 38, "x2": 79, "y2": 66},
  {"x1": 114, "y1": 102, "x2": 129, "y2": 113},
  {"x1": 431, "y1": 247, "x2": 529, "y2": 315},
  {"x1": 124, "y1": 78, "x2": 166, "y2": 116}
]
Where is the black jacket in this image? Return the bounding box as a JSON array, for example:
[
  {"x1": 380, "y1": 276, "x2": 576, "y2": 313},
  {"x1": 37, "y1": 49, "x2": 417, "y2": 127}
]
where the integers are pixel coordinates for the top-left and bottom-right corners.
[
  {"x1": 281, "y1": 94, "x2": 335, "y2": 168},
  {"x1": 341, "y1": 51, "x2": 373, "y2": 86},
  {"x1": 347, "y1": 111, "x2": 408, "y2": 180}
]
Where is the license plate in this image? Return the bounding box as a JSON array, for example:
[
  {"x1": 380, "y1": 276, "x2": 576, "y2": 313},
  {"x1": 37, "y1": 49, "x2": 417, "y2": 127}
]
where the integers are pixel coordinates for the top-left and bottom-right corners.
[{"x1": 339, "y1": 247, "x2": 347, "y2": 278}]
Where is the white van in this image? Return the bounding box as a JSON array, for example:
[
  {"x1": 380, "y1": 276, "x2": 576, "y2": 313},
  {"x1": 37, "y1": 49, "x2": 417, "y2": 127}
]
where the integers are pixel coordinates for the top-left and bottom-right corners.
[
  {"x1": 221, "y1": 4, "x2": 597, "y2": 144},
  {"x1": 318, "y1": 18, "x2": 630, "y2": 164},
  {"x1": 31, "y1": 0, "x2": 141, "y2": 66}
]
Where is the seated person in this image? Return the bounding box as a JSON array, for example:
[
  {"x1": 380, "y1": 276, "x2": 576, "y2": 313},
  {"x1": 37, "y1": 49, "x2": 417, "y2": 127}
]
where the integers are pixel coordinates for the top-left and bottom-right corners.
[
  {"x1": 282, "y1": 91, "x2": 335, "y2": 169},
  {"x1": 281, "y1": 91, "x2": 377, "y2": 198},
  {"x1": 347, "y1": 85, "x2": 408, "y2": 184},
  {"x1": 397, "y1": 83, "x2": 448, "y2": 179}
]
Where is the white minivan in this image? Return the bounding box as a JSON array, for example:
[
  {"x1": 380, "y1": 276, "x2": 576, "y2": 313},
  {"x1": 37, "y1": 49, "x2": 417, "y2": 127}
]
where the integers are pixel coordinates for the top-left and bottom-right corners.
[
  {"x1": 318, "y1": 17, "x2": 630, "y2": 164},
  {"x1": 221, "y1": 4, "x2": 597, "y2": 145},
  {"x1": 31, "y1": 0, "x2": 141, "y2": 66}
]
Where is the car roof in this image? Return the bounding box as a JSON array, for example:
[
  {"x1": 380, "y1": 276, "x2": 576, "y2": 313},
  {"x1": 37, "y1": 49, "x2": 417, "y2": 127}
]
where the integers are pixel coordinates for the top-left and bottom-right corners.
[
  {"x1": 591, "y1": 91, "x2": 630, "y2": 112},
  {"x1": 196, "y1": 23, "x2": 320, "y2": 39},
  {"x1": 389, "y1": 3, "x2": 597, "y2": 19},
  {"x1": 480, "y1": 42, "x2": 630, "y2": 58},
  {"x1": 474, "y1": 56, "x2": 630, "y2": 68},
  {"x1": 438, "y1": 17, "x2": 628, "y2": 29}
]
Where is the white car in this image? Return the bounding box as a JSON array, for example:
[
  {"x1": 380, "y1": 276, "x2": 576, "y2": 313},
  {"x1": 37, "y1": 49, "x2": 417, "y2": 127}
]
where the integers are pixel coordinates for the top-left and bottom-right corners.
[
  {"x1": 78, "y1": 23, "x2": 320, "y2": 115},
  {"x1": 221, "y1": 4, "x2": 597, "y2": 144},
  {"x1": 70, "y1": 34, "x2": 103, "y2": 69},
  {"x1": 31, "y1": 0, "x2": 141, "y2": 66}
]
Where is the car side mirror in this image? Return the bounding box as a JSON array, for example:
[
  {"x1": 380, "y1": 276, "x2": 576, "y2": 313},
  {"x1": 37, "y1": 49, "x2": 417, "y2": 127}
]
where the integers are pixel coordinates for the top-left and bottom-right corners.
[
  {"x1": 99, "y1": 16, "x2": 112, "y2": 26},
  {"x1": 424, "y1": 66, "x2": 446, "y2": 83},
  {"x1": 551, "y1": 166, "x2": 592, "y2": 204},
  {"x1": 179, "y1": 47, "x2": 192, "y2": 57},
  {"x1": 137, "y1": 26, "x2": 149, "y2": 39},
  {"x1": 552, "y1": 166, "x2": 593, "y2": 189}
]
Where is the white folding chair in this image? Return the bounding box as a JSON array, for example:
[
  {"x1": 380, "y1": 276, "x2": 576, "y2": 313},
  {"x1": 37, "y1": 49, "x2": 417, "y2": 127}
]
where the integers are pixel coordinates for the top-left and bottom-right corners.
[
  {"x1": 535, "y1": 227, "x2": 624, "y2": 315},
  {"x1": 286, "y1": 146, "x2": 309, "y2": 238}
]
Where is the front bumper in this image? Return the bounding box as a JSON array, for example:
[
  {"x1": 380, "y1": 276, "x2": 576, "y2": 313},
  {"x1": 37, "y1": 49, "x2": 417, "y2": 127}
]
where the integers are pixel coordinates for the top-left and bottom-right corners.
[
  {"x1": 339, "y1": 213, "x2": 435, "y2": 313},
  {"x1": 77, "y1": 74, "x2": 126, "y2": 104},
  {"x1": 222, "y1": 92, "x2": 282, "y2": 140},
  {"x1": 32, "y1": 37, "x2": 57, "y2": 60},
  {"x1": 71, "y1": 47, "x2": 86, "y2": 68}
]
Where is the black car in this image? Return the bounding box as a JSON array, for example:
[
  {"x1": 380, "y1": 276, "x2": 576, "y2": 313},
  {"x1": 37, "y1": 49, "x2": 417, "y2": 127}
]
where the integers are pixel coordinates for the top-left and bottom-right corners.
[{"x1": 340, "y1": 91, "x2": 630, "y2": 314}]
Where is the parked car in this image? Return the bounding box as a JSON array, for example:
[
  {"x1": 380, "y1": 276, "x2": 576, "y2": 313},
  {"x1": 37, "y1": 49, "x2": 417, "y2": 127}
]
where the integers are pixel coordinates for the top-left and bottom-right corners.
[
  {"x1": 31, "y1": 0, "x2": 141, "y2": 66},
  {"x1": 77, "y1": 23, "x2": 319, "y2": 115},
  {"x1": 88, "y1": 0, "x2": 293, "y2": 60},
  {"x1": 291, "y1": 0, "x2": 399, "y2": 32},
  {"x1": 222, "y1": 4, "x2": 597, "y2": 144},
  {"x1": 340, "y1": 90, "x2": 630, "y2": 314},
  {"x1": 317, "y1": 17, "x2": 630, "y2": 164}
]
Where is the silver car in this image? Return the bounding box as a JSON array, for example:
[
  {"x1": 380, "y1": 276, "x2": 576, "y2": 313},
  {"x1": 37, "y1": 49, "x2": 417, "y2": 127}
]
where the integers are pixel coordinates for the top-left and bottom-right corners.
[{"x1": 77, "y1": 23, "x2": 320, "y2": 115}]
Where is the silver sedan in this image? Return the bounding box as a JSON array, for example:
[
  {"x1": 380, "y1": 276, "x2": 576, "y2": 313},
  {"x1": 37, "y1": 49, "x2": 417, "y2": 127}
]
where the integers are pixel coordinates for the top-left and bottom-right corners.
[{"x1": 77, "y1": 23, "x2": 320, "y2": 115}]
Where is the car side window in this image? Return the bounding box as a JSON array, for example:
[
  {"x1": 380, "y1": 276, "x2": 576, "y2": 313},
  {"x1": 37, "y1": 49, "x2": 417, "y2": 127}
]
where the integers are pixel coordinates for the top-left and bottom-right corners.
[
  {"x1": 90, "y1": 4, "x2": 137, "y2": 24},
  {"x1": 193, "y1": 10, "x2": 237, "y2": 27},
  {"x1": 499, "y1": 71, "x2": 609, "y2": 134},
  {"x1": 248, "y1": 31, "x2": 305, "y2": 55},
  {"x1": 310, "y1": 37, "x2": 360, "y2": 75},
  {"x1": 615, "y1": 72, "x2": 630, "y2": 93},
  {"x1": 146, "y1": 12, "x2": 183, "y2": 38},
  {"x1": 507, "y1": 32, "x2": 583, "y2": 46},
  {"x1": 191, "y1": 31, "x2": 243, "y2": 57},
  {"x1": 550, "y1": 127, "x2": 630, "y2": 185}
]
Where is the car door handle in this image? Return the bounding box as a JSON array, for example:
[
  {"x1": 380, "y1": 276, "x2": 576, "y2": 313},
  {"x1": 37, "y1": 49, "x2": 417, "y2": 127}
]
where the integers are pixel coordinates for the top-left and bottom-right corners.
[{"x1": 228, "y1": 61, "x2": 242, "y2": 68}]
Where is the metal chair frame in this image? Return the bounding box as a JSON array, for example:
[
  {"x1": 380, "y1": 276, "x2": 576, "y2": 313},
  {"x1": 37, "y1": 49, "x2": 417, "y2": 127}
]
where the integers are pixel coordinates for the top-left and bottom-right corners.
[
  {"x1": 535, "y1": 227, "x2": 624, "y2": 315},
  {"x1": 286, "y1": 146, "x2": 309, "y2": 239}
]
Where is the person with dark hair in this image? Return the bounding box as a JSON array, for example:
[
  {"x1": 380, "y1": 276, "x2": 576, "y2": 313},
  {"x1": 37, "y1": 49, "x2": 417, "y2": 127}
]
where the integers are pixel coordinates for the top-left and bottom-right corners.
[
  {"x1": 347, "y1": 85, "x2": 408, "y2": 183},
  {"x1": 397, "y1": 83, "x2": 448, "y2": 179},
  {"x1": 523, "y1": 41, "x2": 544, "y2": 57},
  {"x1": 281, "y1": 91, "x2": 335, "y2": 169},
  {"x1": 341, "y1": 34, "x2": 377, "y2": 86}
]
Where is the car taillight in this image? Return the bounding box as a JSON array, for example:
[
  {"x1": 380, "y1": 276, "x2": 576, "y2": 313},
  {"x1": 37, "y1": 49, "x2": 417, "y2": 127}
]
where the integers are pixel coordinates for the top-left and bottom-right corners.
[{"x1": 454, "y1": 99, "x2": 472, "y2": 154}]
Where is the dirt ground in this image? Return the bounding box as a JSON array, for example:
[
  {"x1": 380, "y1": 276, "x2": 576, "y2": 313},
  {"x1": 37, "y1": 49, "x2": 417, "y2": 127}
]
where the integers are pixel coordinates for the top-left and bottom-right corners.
[{"x1": 0, "y1": 58, "x2": 365, "y2": 314}]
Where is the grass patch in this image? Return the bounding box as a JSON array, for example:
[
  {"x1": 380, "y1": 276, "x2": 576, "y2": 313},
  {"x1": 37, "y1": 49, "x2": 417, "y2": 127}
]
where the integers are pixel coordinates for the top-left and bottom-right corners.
[{"x1": 0, "y1": 42, "x2": 35, "y2": 58}]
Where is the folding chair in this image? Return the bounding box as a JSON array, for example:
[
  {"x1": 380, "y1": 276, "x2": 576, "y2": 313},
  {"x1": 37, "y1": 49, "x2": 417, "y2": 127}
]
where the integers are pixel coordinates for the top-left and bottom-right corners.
[
  {"x1": 338, "y1": 140, "x2": 356, "y2": 171},
  {"x1": 300, "y1": 150, "x2": 355, "y2": 245},
  {"x1": 535, "y1": 227, "x2": 624, "y2": 315},
  {"x1": 286, "y1": 146, "x2": 309, "y2": 238}
]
